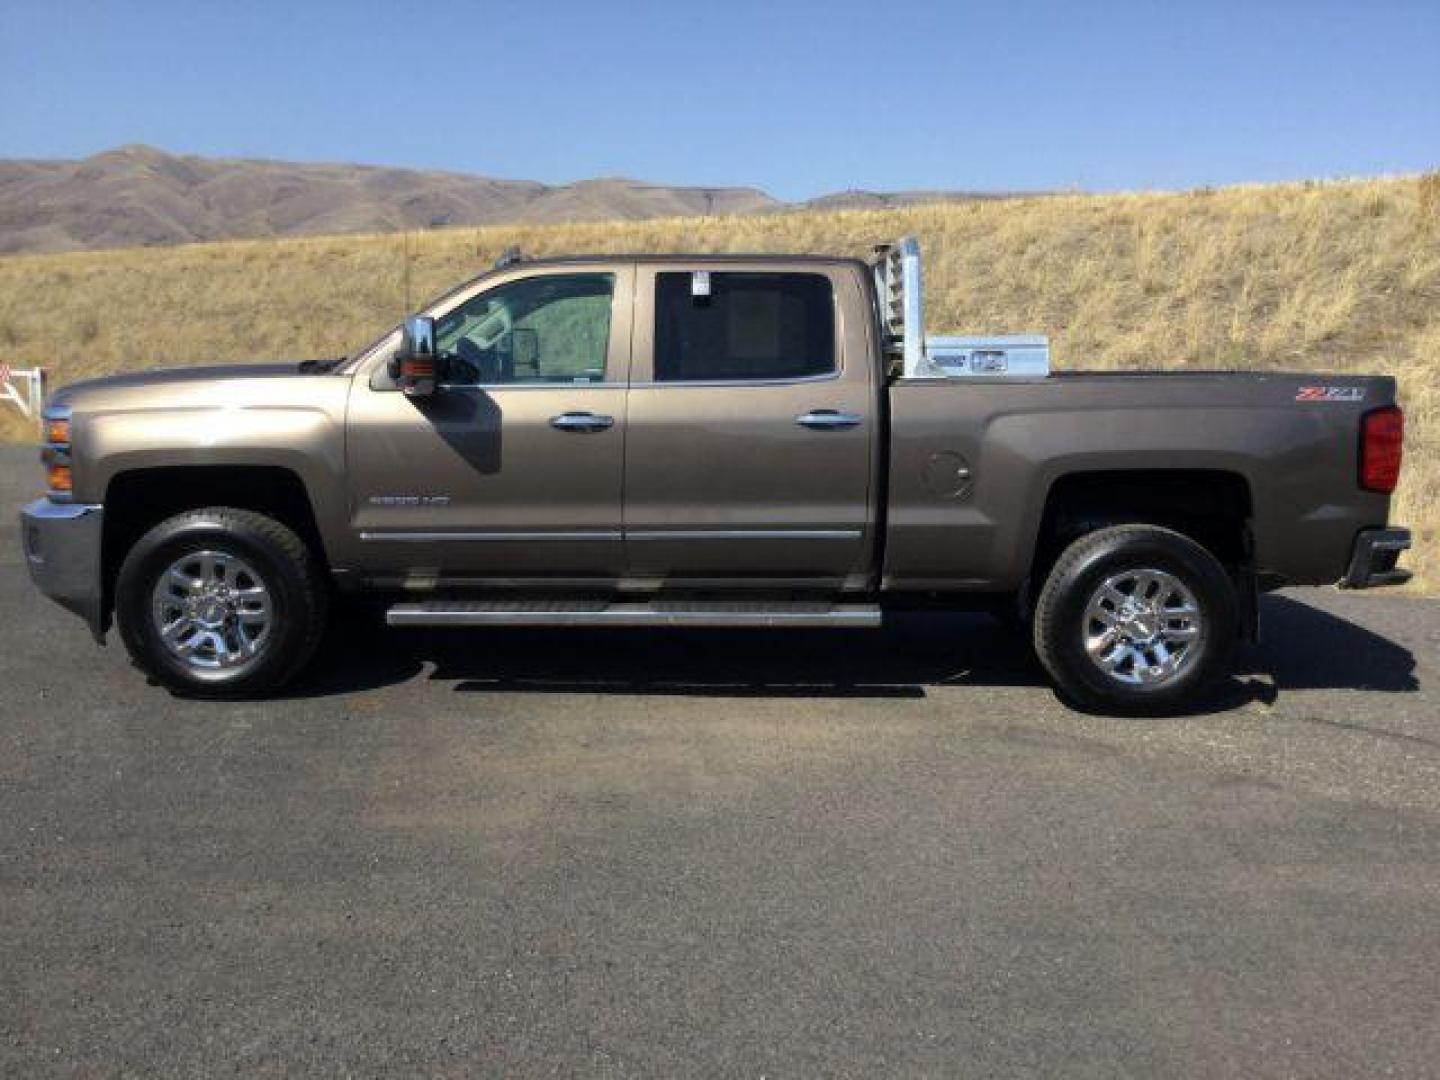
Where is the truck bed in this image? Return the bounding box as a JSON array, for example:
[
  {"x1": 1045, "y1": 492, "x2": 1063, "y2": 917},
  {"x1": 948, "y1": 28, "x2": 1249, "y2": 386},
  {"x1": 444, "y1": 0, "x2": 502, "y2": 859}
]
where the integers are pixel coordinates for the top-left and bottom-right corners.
[{"x1": 882, "y1": 370, "x2": 1395, "y2": 591}]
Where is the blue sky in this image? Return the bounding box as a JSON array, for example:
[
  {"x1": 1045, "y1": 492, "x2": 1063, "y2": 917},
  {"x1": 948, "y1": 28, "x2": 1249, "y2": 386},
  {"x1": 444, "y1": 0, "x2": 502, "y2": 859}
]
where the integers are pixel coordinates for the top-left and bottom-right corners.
[{"x1": 1, "y1": 0, "x2": 1436, "y2": 200}]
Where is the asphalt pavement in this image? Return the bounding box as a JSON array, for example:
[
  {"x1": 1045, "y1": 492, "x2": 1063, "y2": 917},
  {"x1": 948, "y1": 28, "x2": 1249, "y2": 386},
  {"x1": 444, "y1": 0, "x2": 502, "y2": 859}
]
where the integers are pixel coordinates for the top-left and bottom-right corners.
[{"x1": 2, "y1": 447, "x2": 1438, "y2": 1076}]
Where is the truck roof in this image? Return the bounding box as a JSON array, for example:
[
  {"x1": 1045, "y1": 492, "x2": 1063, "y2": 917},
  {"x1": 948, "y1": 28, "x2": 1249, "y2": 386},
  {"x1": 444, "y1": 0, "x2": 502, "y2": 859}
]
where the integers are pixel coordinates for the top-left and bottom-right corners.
[{"x1": 496, "y1": 253, "x2": 871, "y2": 269}]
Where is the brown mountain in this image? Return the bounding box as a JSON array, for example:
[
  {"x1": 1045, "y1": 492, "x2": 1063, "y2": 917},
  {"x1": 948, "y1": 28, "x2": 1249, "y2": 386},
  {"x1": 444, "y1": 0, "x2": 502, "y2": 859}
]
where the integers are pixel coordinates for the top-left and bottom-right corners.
[
  {"x1": 0, "y1": 145, "x2": 1024, "y2": 254},
  {"x1": 802, "y1": 188, "x2": 1029, "y2": 211},
  {"x1": 0, "y1": 145, "x2": 783, "y2": 254}
]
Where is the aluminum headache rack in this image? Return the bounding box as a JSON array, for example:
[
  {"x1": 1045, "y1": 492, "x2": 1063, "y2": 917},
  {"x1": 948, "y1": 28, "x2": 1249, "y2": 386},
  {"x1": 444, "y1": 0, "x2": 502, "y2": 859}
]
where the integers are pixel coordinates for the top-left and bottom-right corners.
[{"x1": 873, "y1": 237, "x2": 1051, "y2": 380}]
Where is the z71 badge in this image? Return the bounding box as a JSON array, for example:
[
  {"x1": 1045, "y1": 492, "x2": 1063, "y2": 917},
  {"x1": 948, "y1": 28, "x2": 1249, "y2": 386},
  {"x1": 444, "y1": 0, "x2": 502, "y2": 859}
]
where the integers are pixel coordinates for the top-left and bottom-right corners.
[{"x1": 1296, "y1": 386, "x2": 1365, "y2": 402}]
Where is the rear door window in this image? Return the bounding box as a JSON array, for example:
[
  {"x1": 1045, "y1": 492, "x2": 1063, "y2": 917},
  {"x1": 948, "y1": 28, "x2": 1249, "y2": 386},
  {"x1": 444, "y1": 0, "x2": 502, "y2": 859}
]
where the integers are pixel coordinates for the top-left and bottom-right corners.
[{"x1": 654, "y1": 272, "x2": 835, "y2": 382}]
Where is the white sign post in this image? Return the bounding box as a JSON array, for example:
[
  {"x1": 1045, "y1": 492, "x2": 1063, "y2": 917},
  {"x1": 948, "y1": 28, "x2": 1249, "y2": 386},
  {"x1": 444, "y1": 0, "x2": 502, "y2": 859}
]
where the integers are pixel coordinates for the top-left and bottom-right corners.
[{"x1": 0, "y1": 365, "x2": 47, "y2": 434}]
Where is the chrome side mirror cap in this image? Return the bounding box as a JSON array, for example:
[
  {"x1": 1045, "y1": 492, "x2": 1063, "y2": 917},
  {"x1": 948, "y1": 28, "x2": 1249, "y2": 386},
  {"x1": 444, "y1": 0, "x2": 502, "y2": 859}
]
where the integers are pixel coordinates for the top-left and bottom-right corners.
[{"x1": 393, "y1": 316, "x2": 439, "y2": 397}]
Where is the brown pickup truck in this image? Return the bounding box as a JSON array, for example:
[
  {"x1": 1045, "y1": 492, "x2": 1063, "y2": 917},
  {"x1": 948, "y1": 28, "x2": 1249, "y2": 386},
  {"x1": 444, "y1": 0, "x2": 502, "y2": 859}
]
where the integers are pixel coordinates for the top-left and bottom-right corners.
[{"x1": 20, "y1": 239, "x2": 1411, "y2": 711}]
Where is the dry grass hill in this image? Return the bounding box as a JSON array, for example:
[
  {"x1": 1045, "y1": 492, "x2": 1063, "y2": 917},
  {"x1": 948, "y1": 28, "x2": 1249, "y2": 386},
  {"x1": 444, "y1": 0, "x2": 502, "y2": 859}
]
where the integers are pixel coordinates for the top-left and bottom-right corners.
[{"x1": 0, "y1": 174, "x2": 1435, "y2": 590}]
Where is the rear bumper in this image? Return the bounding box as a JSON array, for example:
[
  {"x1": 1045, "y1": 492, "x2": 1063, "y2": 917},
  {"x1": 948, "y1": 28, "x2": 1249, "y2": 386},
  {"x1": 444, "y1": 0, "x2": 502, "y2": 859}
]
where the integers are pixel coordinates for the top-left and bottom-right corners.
[
  {"x1": 1340, "y1": 527, "x2": 1412, "y2": 589},
  {"x1": 18, "y1": 498, "x2": 106, "y2": 640}
]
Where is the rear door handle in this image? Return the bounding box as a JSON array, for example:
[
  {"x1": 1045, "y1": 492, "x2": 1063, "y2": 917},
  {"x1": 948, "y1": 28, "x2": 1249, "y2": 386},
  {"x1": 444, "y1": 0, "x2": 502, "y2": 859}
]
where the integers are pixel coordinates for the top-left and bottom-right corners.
[
  {"x1": 795, "y1": 409, "x2": 863, "y2": 430},
  {"x1": 550, "y1": 411, "x2": 614, "y2": 433}
]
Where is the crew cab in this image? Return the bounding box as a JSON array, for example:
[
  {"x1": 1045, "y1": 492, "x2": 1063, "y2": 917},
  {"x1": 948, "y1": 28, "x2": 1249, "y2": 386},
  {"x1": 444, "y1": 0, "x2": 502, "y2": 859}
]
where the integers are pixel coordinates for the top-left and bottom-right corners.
[{"x1": 20, "y1": 239, "x2": 1412, "y2": 711}]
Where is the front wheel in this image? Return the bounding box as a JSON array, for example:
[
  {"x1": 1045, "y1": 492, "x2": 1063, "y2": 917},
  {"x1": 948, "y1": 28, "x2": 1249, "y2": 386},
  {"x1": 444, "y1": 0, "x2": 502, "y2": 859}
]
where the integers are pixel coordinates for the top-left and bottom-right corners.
[
  {"x1": 115, "y1": 508, "x2": 328, "y2": 698},
  {"x1": 1032, "y1": 525, "x2": 1238, "y2": 714}
]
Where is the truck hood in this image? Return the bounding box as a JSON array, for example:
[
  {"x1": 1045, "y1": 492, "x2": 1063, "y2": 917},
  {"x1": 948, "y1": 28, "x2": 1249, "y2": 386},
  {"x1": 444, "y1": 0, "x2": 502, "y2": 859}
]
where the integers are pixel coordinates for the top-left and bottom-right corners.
[{"x1": 48, "y1": 362, "x2": 330, "y2": 410}]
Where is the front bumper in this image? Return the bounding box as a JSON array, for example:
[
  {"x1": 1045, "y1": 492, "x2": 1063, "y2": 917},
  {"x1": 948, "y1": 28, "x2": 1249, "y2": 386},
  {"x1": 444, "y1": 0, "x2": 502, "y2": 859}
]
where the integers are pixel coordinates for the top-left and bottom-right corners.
[
  {"x1": 19, "y1": 498, "x2": 106, "y2": 640},
  {"x1": 1340, "y1": 527, "x2": 1412, "y2": 589}
]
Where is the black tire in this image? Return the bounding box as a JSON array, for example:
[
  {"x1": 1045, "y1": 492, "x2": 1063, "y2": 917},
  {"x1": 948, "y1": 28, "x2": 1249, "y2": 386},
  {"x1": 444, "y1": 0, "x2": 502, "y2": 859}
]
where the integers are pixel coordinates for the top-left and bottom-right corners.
[
  {"x1": 1032, "y1": 525, "x2": 1238, "y2": 714},
  {"x1": 115, "y1": 508, "x2": 328, "y2": 698}
]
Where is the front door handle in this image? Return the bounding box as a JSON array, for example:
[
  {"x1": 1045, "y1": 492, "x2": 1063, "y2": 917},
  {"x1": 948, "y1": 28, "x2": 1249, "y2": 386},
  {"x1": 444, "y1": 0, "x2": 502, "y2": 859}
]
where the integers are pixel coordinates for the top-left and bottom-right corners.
[
  {"x1": 550, "y1": 411, "x2": 615, "y2": 433},
  {"x1": 795, "y1": 409, "x2": 863, "y2": 431}
]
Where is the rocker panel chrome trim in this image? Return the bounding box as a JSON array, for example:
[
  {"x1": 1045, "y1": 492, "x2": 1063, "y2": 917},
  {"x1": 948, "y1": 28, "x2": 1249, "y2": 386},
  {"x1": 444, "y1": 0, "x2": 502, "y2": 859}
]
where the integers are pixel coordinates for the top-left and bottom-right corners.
[
  {"x1": 360, "y1": 528, "x2": 861, "y2": 543},
  {"x1": 625, "y1": 529, "x2": 862, "y2": 541},
  {"x1": 359, "y1": 530, "x2": 622, "y2": 542}
]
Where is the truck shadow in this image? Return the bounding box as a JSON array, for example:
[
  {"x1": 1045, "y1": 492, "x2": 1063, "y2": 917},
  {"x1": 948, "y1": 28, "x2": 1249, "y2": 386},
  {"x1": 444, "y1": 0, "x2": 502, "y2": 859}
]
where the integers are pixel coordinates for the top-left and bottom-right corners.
[{"x1": 291, "y1": 594, "x2": 1419, "y2": 713}]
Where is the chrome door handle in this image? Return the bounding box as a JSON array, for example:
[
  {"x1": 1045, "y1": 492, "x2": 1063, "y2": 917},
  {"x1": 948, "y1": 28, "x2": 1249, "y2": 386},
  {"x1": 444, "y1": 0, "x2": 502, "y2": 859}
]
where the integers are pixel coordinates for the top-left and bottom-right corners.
[
  {"x1": 550, "y1": 411, "x2": 615, "y2": 433},
  {"x1": 795, "y1": 409, "x2": 863, "y2": 430}
]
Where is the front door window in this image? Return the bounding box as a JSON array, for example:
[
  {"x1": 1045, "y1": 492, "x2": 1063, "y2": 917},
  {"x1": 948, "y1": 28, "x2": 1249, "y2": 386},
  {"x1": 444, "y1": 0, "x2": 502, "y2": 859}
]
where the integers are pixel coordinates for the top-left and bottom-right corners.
[{"x1": 436, "y1": 273, "x2": 615, "y2": 386}]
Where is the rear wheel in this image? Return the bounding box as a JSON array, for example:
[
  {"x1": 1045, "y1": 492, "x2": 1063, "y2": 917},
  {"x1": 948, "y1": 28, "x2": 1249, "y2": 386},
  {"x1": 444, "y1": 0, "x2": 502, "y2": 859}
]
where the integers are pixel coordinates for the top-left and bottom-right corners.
[
  {"x1": 1033, "y1": 525, "x2": 1237, "y2": 713},
  {"x1": 115, "y1": 508, "x2": 328, "y2": 697}
]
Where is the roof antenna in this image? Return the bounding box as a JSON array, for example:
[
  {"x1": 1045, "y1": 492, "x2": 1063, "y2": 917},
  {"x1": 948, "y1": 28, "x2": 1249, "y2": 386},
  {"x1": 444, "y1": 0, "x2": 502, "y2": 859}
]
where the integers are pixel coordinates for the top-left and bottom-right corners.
[{"x1": 494, "y1": 245, "x2": 523, "y2": 270}]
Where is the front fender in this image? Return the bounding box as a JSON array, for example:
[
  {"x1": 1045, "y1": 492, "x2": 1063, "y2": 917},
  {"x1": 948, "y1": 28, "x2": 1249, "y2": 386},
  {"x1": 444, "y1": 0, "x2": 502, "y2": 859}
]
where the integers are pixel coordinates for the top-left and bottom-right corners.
[{"x1": 74, "y1": 406, "x2": 348, "y2": 565}]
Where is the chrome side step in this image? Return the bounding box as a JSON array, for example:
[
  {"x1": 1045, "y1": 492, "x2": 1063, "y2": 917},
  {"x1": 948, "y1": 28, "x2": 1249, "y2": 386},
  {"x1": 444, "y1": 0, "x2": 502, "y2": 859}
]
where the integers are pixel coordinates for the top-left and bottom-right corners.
[{"x1": 385, "y1": 599, "x2": 882, "y2": 629}]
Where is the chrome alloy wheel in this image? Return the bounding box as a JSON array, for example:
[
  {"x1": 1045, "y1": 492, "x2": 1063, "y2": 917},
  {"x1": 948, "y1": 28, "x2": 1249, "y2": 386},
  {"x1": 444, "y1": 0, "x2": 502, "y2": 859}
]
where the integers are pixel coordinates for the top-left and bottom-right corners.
[
  {"x1": 1082, "y1": 568, "x2": 1203, "y2": 687},
  {"x1": 150, "y1": 550, "x2": 273, "y2": 673}
]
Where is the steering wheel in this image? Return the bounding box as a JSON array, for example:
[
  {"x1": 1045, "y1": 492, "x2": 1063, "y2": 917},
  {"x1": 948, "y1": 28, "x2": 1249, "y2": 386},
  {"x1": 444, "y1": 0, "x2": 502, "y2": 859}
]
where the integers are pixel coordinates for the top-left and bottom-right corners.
[{"x1": 451, "y1": 337, "x2": 489, "y2": 383}]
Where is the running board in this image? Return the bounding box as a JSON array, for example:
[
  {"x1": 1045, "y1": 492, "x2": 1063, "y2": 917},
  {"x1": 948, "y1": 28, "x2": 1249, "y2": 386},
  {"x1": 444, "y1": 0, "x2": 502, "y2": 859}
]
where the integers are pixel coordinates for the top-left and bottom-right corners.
[{"x1": 385, "y1": 599, "x2": 882, "y2": 629}]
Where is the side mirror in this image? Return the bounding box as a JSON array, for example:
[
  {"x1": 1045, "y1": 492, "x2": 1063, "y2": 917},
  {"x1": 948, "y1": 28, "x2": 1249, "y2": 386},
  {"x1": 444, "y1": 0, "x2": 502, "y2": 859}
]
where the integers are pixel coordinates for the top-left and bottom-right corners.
[{"x1": 392, "y1": 316, "x2": 440, "y2": 397}]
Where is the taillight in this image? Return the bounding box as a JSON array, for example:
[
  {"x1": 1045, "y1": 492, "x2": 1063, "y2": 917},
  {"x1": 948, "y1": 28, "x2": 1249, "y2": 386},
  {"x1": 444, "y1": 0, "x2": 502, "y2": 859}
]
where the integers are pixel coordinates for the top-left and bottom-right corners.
[{"x1": 1360, "y1": 406, "x2": 1403, "y2": 493}]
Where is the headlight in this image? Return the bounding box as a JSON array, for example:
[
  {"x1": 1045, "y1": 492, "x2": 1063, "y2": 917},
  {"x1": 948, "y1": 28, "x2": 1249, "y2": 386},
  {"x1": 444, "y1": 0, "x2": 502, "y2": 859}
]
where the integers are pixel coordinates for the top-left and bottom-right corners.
[
  {"x1": 41, "y1": 407, "x2": 72, "y2": 499},
  {"x1": 45, "y1": 461, "x2": 72, "y2": 494}
]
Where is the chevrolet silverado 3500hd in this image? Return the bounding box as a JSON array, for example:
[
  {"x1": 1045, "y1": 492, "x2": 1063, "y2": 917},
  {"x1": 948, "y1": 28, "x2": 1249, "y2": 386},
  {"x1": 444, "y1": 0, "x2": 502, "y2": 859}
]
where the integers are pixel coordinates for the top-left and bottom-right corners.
[{"x1": 20, "y1": 239, "x2": 1411, "y2": 711}]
